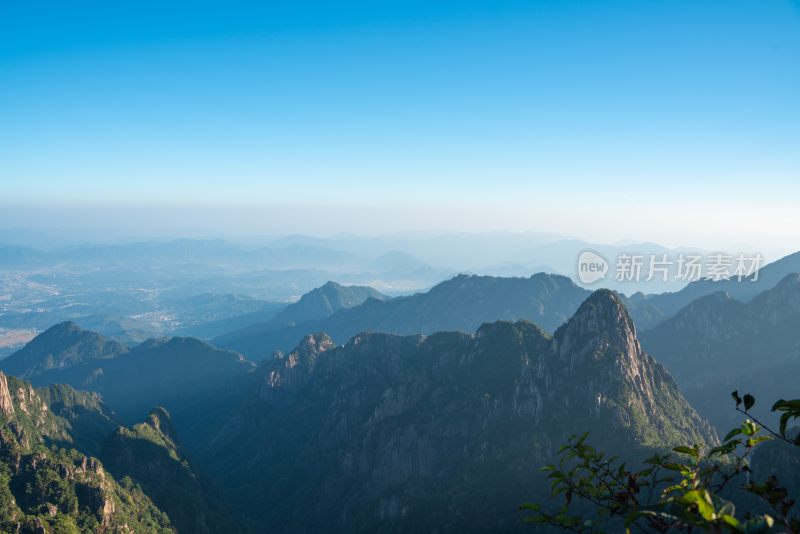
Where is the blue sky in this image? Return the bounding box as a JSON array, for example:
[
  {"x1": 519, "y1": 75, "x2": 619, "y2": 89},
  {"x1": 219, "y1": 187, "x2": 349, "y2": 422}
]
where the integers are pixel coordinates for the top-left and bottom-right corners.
[{"x1": 1, "y1": 0, "x2": 798, "y2": 248}]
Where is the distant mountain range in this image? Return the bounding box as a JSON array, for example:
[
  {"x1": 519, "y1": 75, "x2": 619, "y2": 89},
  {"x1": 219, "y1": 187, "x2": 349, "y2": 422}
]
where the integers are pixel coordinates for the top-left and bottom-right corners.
[
  {"x1": 628, "y1": 251, "x2": 800, "y2": 329},
  {"x1": 0, "y1": 238, "x2": 448, "y2": 280},
  {"x1": 211, "y1": 281, "x2": 389, "y2": 357},
  {"x1": 642, "y1": 272, "x2": 800, "y2": 430},
  {"x1": 0, "y1": 238, "x2": 452, "y2": 341},
  {"x1": 1, "y1": 239, "x2": 358, "y2": 270},
  {"x1": 4, "y1": 237, "x2": 797, "y2": 352},
  {"x1": 214, "y1": 273, "x2": 591, "y2": 360},
  {"x1": 213, "y1": 251, "x2": 800, "y2": 362},
  {"x1": 0, "y1": 244, "x2": 51, "y2": 268},
  {"x1": 3, "y1": 233, "x2": 773, "y2": 296}
]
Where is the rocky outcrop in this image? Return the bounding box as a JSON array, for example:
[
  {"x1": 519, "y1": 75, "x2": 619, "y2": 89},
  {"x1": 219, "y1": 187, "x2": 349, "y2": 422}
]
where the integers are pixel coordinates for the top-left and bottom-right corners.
[
  {"x1": 0, "y1": 371, "x2": 13, "y2": 417},
  {"x1": 261, "y1": 332, "x2": 335, "y2": 397},
  {"x1": 550, "y1": 290, "x2": 716, "y2": 447},
  {"x1": 102, "y1": 407, "x2": 243, "y2": 534}
]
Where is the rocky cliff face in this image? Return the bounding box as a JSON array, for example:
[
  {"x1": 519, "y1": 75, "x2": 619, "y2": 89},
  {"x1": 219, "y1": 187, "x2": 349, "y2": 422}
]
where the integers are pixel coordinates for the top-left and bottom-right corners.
[
  {"x1": 0, "y1": 370, "x2": 235, "y2": 532},
  {"x1": 549, "y1": 290, "x2": 715, "y2": 448},
  {"x1": 102, "y1": 407, "x2": 243, "y2": 534},
  {"x1": 261, "y1": 332, "x2": 336, "y2": 395},
  {"x1": 200, "y1": 289, "x2": 715, "y2": 532},
  {"x1": 0, "y1": 371, "x2": 173, "y2": 533},
  {"x1": 0, "y1": 372, "x2": 13, "y2": 417}
]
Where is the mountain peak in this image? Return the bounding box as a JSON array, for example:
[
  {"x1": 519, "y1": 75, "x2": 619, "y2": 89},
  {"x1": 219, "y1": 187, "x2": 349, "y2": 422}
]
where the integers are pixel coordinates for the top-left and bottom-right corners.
[
  {"x1": 775, "y1": 272, "x2": 800, "y2": 289},
  {"x1": 549, "y1": 290, "x2": 716, "y2": 449},
  {"x1": 45, "y1": 321, "x2": 83, "y2": 335},
  {"x1": 554, "y1": 290, "x2": 654, "y2": 401},
  {"x1": 145, "y1": 406, "x2": 176, "y2": 442},
  {"x1": 557, "y1": 289, "x2": 636, "y2": 343},
  {"x1": 746, "y1": 271, "x2": 800, "y2": 316},
  {"x1": 0, "y1": 371, "x2": 13, "y2": 417},
  {"x1": 580, "y1": 287, "x2": 627, "y2": 311},
  {"x1": 264, "y1": 282, "x2": 388, "y2": 330},
  {"x1": 288, "y1": 333, "x2": 335, "y2": 363},
  {"x1": 261, "y1": 333, "x2": 335, "y2": 394},
  {"x1": 1, "y1": 323, "x2": 127, "y2": 379},
  {"x1": 319, "y1": 280, "x2": 344, "y2": 290}
]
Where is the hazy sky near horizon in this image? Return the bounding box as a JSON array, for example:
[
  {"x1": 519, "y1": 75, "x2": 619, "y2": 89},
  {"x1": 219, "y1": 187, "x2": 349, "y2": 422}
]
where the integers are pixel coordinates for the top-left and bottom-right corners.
[{"x1": 1, "y1": 1, "x2": 799, "y2": 250}]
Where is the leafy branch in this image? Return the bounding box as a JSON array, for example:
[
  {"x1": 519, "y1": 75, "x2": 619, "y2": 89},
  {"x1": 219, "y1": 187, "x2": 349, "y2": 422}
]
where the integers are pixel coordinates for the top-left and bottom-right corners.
[
  {"x1": 521, "y1": 393, "x2": 800, "y2": 533},
  {"x1": 732, "y1": 391, "x2": 800, "y2": 448}
]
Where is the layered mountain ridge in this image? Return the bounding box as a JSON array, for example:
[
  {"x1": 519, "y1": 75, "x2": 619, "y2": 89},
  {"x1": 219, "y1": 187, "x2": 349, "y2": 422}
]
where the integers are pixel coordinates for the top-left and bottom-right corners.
[
  {"x1": 3, "y1": 283, "x2": 768, "y2": 531},
  {"x1": 214, "y1": 272, "x2": 592, "y2": 360},
  {"x1": 213, "y1": 253, "x2": 800, "y2": 363},
  {"x1": 628, "y1": 250, "x2": 800, "y2": 329},
  {"x1": 199, "y1": 289, "x2": 715, "y2": 531},
  {"x1": 642, "y1": 272, "x2": 800, "y2": 430}
]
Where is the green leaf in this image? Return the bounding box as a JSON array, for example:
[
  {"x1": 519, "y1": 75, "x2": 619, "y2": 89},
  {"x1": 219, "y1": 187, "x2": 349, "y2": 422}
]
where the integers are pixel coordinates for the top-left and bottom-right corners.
[
  {"x1": 720, "y1": 514, "x2": 740, "y2": 528},
  {"x1": 678, "y1": 489, "x2": 715, "y2": 521},
  {"x1": 746, "y1": 436, "x2": 772, "y2": 448},
  {"x1": 661, "y1": 462, "x2": 693, "y2": 476},
  {"x1": 723, "y1": 428, "x2": 742, "y2": 442},
  {"x1": 732, "y1": 390, "x2": 742, "y2": 408},
  {"x1": 672, "y1": 446, "x2": 698, "y2": 458},
  {"x1": 743, "y1": 394, "x2": 755, "y2": 411},
  {"x1": 771, "y1": 398, "x2": 800, "y2": 412},
  {"x1": 779, "y1": 412, "x2": 791, "y2": 437},
  {"x1": 709, "y1": 441, "x2": 739, "y2": 457}
]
